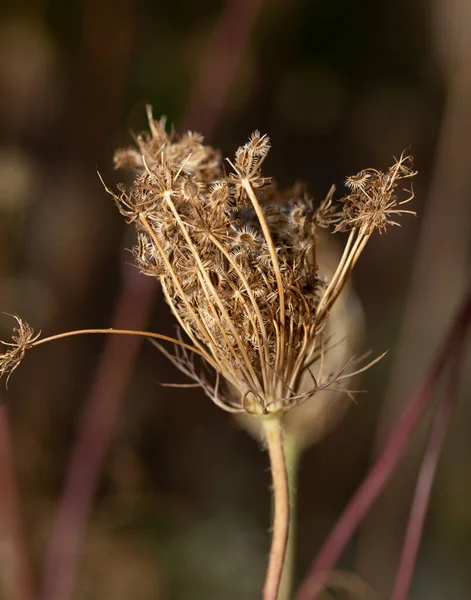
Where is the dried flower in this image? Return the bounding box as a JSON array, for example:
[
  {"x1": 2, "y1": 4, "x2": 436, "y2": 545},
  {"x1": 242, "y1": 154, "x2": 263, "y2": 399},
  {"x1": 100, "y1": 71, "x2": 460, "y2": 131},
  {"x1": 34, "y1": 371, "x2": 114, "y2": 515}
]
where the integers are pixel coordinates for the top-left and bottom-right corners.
[
  {"x1": 105, "y1": 107, "x2": 417, "y2": 417},
  {"x1": 0, "y1": 109, "x2": 416, "y2": 414},
  {"x1": 0, "y1": 110, "x2": 419, "y2": 600},
  {"x1": 0, "y1": 315, "x2": 40, "y2": 385},
  {"x1": 337, "y1": 152, "x2": 417, "y2": 234}
]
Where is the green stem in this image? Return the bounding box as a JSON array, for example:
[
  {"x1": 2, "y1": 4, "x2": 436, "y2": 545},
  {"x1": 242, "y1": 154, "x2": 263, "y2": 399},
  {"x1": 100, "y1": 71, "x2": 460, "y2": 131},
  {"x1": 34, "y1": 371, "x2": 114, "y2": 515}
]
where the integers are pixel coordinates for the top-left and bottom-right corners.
[
  {"x1": 279, "y1": 435, "x2": 300, "y2": 600},
  {"x1": 262, "y1": 416, "x2": 290, "y2": 600}
]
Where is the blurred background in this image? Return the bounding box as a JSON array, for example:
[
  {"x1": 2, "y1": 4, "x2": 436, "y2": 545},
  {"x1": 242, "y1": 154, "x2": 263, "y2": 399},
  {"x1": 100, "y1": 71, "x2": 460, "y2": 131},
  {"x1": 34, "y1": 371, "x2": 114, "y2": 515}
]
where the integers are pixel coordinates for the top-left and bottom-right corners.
[{"x1": 0, "y1": 0, "x2": 470, "y2": 599}]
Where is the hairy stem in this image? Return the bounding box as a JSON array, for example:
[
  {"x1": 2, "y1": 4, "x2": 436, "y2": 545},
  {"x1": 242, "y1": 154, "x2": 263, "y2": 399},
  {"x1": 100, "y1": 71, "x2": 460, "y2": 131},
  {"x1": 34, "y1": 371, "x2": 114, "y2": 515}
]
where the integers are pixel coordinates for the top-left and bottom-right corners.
[
  {"x1": 279, "y1": 434, "x2": 300, "y2": 600},
  {"x1": 263, "y1": 416, "x2": 290, "y2": 600}
]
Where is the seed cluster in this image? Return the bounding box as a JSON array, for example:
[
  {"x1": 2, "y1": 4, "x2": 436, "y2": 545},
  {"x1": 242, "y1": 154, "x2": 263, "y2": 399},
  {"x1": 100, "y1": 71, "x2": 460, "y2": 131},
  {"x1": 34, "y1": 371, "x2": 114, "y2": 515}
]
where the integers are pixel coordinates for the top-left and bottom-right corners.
[
  {"x1": 338, "y1": 156, "x2": 416, "y2": 234},
  {"x1": 0, "y1": 316, "x2": 39, "y2": 384},
  {"x1": 111, "y1": 113, "x2": 339, "y2": 413},
  {"x1": 0, "y1": 107, "x2": 416, "y2": 412},
  {"x1": 107, "y1": 109, "x2": 416, "y2": 415}
]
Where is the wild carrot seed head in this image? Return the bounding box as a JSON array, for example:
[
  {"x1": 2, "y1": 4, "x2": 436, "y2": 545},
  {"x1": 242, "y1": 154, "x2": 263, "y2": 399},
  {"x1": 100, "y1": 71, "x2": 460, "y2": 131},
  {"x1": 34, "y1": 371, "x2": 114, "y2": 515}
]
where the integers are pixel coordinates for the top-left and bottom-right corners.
[
  {"x1": 109, "y1": 109, "x2": 337, "y2": 414},
  {"x1": 337, "y1": 152, "x2": 417, "y2": 234},
  {"x1": 107, "y1": 109, "x2": 415, "y2": 417},
  {"x1": 0, "y1": 108, "x2": 416, "y2": 419},
  {"x1": 0, "y1": 315, "x2": 40, "y2": 385}
]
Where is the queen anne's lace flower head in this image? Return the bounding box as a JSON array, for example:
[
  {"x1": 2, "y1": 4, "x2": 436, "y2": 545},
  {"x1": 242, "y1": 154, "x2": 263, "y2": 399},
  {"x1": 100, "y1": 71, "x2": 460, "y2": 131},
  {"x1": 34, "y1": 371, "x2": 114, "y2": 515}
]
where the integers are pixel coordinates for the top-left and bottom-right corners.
[
  {"x1": 0, "y1": 108, "x2": 416, "y2": 418},
  {"x1": 107, "y1": 109, "x2": 416, "y2": 415}
]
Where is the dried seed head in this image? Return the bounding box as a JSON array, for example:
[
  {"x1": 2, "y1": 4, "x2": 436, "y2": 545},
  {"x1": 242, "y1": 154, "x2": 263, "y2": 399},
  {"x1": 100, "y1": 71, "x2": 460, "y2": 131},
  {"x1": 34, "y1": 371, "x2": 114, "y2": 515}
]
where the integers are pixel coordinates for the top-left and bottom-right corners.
[
  {"x1": 109, "y1": 111, "x2": 417, "y2": 417},
  {"x1": 337, "y1": 153, "x2": 417, "y2": 234},
  {"x1": 0, "y1": 316, "x2": 40, "y2": 385},
  {"x1": 0, "y1": 109, "x2": 417, "y2": 433}
]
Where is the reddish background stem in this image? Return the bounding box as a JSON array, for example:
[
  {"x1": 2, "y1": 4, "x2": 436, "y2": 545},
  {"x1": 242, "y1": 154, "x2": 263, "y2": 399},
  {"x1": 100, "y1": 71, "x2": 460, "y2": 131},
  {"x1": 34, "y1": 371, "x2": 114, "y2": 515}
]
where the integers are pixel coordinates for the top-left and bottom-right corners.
[
  {"x1": 295, "y1": 290, "x2": 471, "y2": 600},
  {"x1": 39, "y1": 2, "x2": 263, "y2": 600},
  {"x1": 391, "y1": 343, "x2": 468, "y2": 600}
]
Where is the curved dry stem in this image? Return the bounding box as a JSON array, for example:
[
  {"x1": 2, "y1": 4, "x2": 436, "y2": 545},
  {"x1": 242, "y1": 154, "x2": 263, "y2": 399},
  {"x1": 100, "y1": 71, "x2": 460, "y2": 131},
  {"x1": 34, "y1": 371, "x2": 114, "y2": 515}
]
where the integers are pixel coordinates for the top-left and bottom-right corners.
[
  {"x1": 283, "y1": 285, "x2": 313, "y2": 394},
  {"x1": 317, "y1": 228, "x2": 356, "y2": 309},
  {"x1": 138, "y1": 219, "x2": 243, "y2": 386},
  {"x1": 315, "y1": 226, "x2": 370, "y2": 327},
  {"x1": 33, "y1": 328, "x2": 202, "y2": 355},
  {"x1": 0, "y1": 325, "x2": 206, "y2": 384},
  {"x1": 263, "y1": 416, "x2": 290, "y2": 600},
  {"x1": 241, "y1": 178, "x2": 287, "y2": 379},
  {"x1": 162, "y1": 190, "x2": 263, "y2": 395},
  {"x1": 139, "y1": 218, "x2": 218, "y2": 353},
  {"x1": 208, "y1": 232, "x2": 272, "y2": 395}
]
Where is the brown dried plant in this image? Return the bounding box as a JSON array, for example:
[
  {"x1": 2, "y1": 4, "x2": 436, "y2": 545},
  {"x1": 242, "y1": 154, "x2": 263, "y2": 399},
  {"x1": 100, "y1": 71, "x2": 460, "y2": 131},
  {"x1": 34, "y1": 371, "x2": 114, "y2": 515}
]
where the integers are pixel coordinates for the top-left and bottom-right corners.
[
  {"x1": 0, "y1": 315, "x2": 40, "y2": 385},
  {"x1": 109, "y1": 108, "x2": 416, "y2": 417},
  {"x1": 0, "y1": 108, "x2": 416, "y2": 600},
  {"x1": 0, "y1": 109, "x2": 416, "y2": 414}
]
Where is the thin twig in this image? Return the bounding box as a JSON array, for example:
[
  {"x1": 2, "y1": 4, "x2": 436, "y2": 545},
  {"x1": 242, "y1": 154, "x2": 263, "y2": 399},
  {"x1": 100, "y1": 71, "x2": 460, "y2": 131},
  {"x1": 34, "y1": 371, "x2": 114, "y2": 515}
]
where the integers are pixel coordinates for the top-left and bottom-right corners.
[
  {"x1": 295, "y1": 289, "x2": 471, "y2": 600},
  {"x1": 391, "y1": 342, "x2": 468, "y2": 600},
  {"x1": 32, "y1": 327, "x2": 202, "y2": 355},
  {"x1": 263, "y1": 417, "x2": 290, "y2": 600}
]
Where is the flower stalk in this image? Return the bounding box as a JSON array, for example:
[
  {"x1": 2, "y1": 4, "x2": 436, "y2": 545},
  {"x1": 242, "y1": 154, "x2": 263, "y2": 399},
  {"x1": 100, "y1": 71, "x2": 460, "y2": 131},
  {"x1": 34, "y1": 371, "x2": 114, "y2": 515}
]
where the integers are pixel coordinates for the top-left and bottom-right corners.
[
  {"x1": 279, "y1": 434, "x2": 300, "y2": 600},
  {"x1": 0, "y1": 317, "x2": 204, "y2": 387},
  {"x1": 0, "y1": 112, "x2": 418, "y2": 600},
  {"x1": 262, "y1": 416, "x2": 290, "y2": 600}
]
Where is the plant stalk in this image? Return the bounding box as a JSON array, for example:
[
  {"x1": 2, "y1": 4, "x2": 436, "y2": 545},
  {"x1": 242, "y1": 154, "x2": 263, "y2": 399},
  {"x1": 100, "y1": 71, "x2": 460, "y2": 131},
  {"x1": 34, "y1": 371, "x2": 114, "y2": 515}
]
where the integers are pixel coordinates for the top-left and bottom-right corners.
[
  {"x1": 279, "y1": 434, "x2": 300, "y2": 600},
  {"x1": 263, "y1": 416, "x2": 290, "y2": 600}
]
